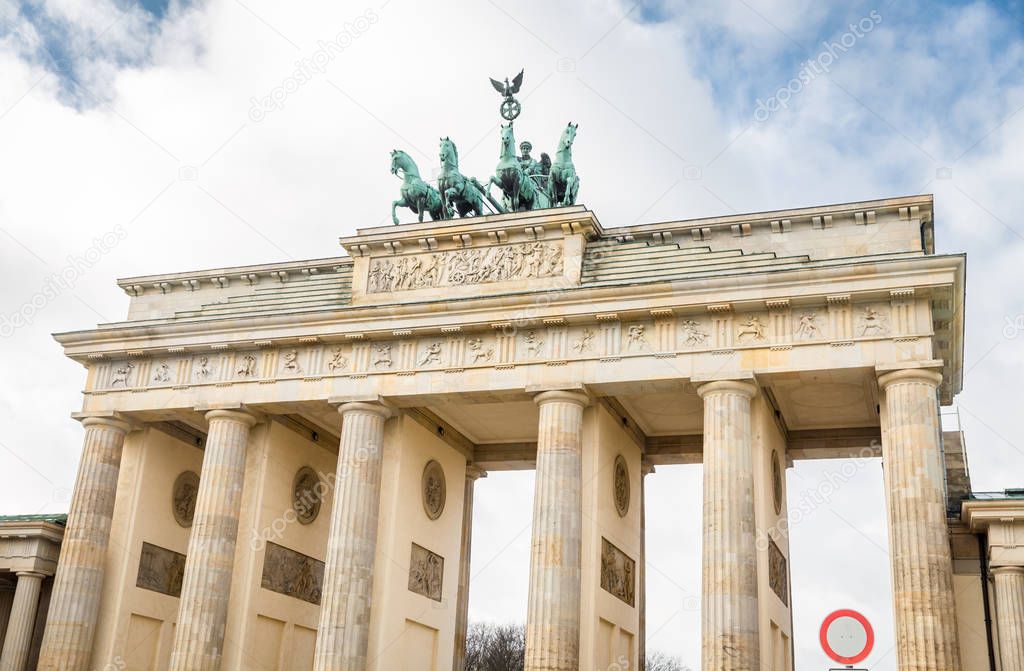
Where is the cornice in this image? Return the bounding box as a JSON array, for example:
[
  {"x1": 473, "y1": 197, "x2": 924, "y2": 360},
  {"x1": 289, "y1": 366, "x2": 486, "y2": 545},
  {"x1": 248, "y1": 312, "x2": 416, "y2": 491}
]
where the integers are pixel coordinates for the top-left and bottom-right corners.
[{"x1": 57, "y1": 253, "x2": 963, "y2": 349}]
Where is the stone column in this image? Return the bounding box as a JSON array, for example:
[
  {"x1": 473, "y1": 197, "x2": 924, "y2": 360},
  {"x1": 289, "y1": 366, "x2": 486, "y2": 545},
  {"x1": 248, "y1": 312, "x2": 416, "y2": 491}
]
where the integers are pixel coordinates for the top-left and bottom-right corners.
[
  {"x1": 38, "y1": 415, "x2": 130, "y2": 671},
  {"x1": 314, "y1": 401, "x2": 391, "y2": 671},
  {"x1": 168, "y1": 409, "x2": 259, "y2": 671},
  {"x1": 993, "y1": 566, "x2": 1024, "y2": 671},
  {"x1": 638, "y1": 459, "x2": 654, "y2": 671},
  {"x1": 697, "y1": 379, "x2": 759, "y2": 671},
  {"x1": 452, "y1": 464, "x2": 486, "y2": 671},
  {"x1": 878, "y1": 368, "x2": 961, "y2": 671},
  {"x1": 0, "y1": 572, "x2": 44, "y2": 671},
  {"x1": 525, "y1": 390, "x2": 588, "y2": 671},
  {"x1": 0, "y1": 584, "x2": 14, "y2": 653}
]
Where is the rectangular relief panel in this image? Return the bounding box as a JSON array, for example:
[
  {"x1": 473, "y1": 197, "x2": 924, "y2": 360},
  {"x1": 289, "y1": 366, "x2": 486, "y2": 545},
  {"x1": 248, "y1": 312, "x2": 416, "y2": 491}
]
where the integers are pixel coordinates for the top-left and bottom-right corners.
[
  {"x1": 600, "y1": 538, "x2": 636, "y2": 607},
  {"x1": 408, "y1": 542, "x2": 444, "y2": 602},
  {"x1": 768, "y1": 538, "x2": 789, "y2": 606},
  {"x1": 260, "y1": 542, "x2": 325, "y2": 605},
  {"x1": 366, "y1": 241, "x2": 565, "y2": 294},
  {"x1": 136, "y1": 542, "x2": 186, "y2": 598}
]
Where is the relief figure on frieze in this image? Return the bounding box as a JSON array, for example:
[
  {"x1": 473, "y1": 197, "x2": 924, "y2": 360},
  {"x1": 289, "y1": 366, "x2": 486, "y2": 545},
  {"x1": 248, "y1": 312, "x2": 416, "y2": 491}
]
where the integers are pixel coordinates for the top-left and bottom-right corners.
[
  {"x1": 600, "y1": 538, "x2": 635, "y2": 607},
  {"x1": 367, "y1": 241, "x2": 563, "y2": 294}
]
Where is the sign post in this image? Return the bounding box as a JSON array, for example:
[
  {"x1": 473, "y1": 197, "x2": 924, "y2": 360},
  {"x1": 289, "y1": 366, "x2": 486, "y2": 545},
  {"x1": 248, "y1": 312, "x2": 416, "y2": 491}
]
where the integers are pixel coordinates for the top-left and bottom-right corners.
[{"x1": 819, "y1": 609, "x2": 874, "y2": 670}]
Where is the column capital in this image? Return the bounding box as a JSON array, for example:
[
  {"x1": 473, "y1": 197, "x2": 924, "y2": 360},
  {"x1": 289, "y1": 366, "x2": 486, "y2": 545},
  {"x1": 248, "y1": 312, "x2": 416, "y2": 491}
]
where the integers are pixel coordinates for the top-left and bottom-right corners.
[
  {"x1": 532, "y1": 389, "x2": 590, "y2": 407},
  {"x1": 992, "y1": 565, "x2": 1024, "y2": 577},
  {"x1": 876, "y1": 362, "x2": 943, "y2": 390},
  {"x1": 466, "y1": 463, "x2": 488, "y2": 481},
  {"x1": 72, "y1": 412, "x2": 133, "y2": 433},
  {"x1": 641, "y1": 458, "x2": 655, "y2": 476},
  {"x1": 336, "y1": 400, "x2": 394, "y2": 419},
  {"x1": 695, "y1": 378, "x2": 758, "y2": 399},
  {"x1": 14, "y1": 571, "x2": 46, "y2": 580},
  {"x1": 203, "y1": 407, "x2": 261, "y2": 427}
]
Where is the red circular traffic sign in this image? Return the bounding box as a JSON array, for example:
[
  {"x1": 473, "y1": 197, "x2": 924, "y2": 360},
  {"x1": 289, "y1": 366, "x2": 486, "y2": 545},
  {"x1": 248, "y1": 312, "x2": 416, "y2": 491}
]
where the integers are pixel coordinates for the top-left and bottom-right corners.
[{"x1": 819, "y1": 609, "x2": 874, "y2": 664}]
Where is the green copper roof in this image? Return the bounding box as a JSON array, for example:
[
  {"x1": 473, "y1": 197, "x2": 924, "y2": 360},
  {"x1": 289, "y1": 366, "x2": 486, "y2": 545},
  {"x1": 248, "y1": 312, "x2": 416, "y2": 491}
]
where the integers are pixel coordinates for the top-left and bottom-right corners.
[
  {"x1": 0, "y1": 513, "x2": 67, "y2": 525},
  {"x1": 970, "y1": 489, "x2": 1024, "y2": 500}
]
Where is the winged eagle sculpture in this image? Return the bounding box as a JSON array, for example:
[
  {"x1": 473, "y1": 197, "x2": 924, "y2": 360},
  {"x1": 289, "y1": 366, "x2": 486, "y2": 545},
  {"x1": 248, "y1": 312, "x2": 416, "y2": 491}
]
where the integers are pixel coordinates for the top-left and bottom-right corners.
[{"x1": 490, "y1": 69, "x2": 524, "y2": 121}]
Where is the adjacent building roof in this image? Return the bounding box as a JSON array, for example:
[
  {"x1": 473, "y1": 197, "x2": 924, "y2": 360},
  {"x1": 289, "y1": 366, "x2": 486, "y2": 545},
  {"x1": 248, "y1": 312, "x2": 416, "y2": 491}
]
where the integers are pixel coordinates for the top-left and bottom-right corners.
[{"x1": 0, "y1": 513, "x2": 67, "y2": 526}]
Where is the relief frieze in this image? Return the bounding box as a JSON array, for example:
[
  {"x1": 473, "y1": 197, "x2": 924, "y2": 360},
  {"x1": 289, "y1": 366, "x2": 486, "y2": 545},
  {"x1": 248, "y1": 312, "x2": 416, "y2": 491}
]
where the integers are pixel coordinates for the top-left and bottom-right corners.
[
  {"x1": 136, "y1": 542, "x2": 186, "y2": 598},
  {"x1": 92, "y1": 300, "x2": 917, "y2": 391},
  {"x1": 408, "y1": 542, "x2": 444, "y2": 601},
  {"x1": 366, "y1": 241, "x2": 564, "y2": 293},
  {"x1": 768, "y1": 538, "x2": 789, "y2": 605},
  {"x1": 261, "y1": 541, "x2": 325, "y2": 605},
  {"x1": 600, "y1": 537, "x2": 635, "y2": 607}
]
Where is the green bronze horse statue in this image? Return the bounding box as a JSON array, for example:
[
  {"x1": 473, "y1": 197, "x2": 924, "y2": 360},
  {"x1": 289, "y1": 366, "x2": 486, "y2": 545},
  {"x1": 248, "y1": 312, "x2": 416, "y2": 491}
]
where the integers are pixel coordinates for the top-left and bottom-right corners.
[
  {"x1": 548, "y1": 122, "x2": 580, "y2": 206},
  {"x1": 438, "y1": 138, "x2": 505, "y2": 218},
  {"x1": 489, "y1": 123, "x2": 550, "y2": 212},
  {"x1": 390, "y1": 149, "x2": 445, "y2": 225}
]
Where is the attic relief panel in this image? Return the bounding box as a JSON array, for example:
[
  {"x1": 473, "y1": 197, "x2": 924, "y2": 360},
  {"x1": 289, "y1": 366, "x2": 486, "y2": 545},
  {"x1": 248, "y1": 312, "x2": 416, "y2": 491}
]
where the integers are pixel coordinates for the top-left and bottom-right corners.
[{"x1": 366, "y1": 241, "x2": 564, "y2": 293}]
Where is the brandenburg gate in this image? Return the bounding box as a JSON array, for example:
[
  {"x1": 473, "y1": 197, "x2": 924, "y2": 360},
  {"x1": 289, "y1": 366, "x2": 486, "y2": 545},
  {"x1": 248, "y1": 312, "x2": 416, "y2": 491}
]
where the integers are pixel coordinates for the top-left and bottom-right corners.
[{"x1": 24, "y1": 194, "x2": 989, "y2": 670}]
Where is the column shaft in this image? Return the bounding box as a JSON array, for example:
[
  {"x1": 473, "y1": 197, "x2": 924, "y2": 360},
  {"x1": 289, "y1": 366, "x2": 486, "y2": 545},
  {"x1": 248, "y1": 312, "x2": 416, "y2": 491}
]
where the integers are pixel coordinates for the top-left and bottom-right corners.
[
  {"x1": 879, "y1": 368, "x2": 961, "y2": 671},
  {"x1": 638, "y1": 461, "x2": 653, "y2": 671},
  {"x1": 0, "y1": 587, "x2": 13, "y2": 654},
  {"x1": 0, "y1": 572, "x2": 44, "y2": 671},
  {"x1": 169, "y1": 409, "x2": 258, "y2": 671},
  {"x1": 525, "y1": 390, "x2": 587, "y2": 671},
  {"x1": 314, "y1": 402, "x2": 390, "y2": 671},
  {"x1": 452, "y1": 465, "x2": 486, "y2": 671},
  {"x1": 38, "y1": 416, "x2": 130, "y2": 671},
  {"x1": 993, "y1": 566, "x2": 1024, "y2": 671},
  {"x1": 698, "y1": 380, "x2": 759, "y2": 671}
]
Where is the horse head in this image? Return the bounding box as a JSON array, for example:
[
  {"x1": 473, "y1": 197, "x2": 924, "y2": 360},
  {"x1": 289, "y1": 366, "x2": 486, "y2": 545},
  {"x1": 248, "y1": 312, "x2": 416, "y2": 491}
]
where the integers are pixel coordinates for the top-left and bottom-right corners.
[
  {"x1": 500, "y1": 123, "x2": 516, "y2": 158},
  {"x1": 439, "y1": 137, "x2": 458, "y2": 168},
  {"x1": 390, "y1": 149, "x2": 418, "y2": 178},
  {"x1": 559, "y1": 122, "x2": 578, "y2": 151}
]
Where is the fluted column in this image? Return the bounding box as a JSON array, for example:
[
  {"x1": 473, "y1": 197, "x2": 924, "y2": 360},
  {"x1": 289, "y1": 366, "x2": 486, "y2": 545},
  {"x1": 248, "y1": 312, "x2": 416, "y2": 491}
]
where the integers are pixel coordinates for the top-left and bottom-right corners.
[
  {"x1": 0, "y1": 572, "x2": 44, "y2": 671},
  {"x1": 314, "y1": 401, "x2": 392, "y2": 671},
  {"x1": 0, "y1": 584, "x2": 14, "y2": 653},
  {"x1": 993, "y1": 566, "x2": 1024, "y2": 671},
  {"x1": 453, "y1": 464, "x2": 487, "y2": 671},
  {"x1": 525, "y1": 390, "x2": 588, "y2": 671},
  {"x1": 169, "y1": 409, "x2": 258, "y2": 671},
  {"x1": 697, "y1": 379, "x2": 759, "y2": 671},
  {"x1": 878, "y1": 368, "x2": 961, "y2": 671},
  {"x1": 38, "y1": 415, "x2": 130, "y2": 671},
  {"x1": 638, "y1": 459, "x2": 654, "y2": 671}
]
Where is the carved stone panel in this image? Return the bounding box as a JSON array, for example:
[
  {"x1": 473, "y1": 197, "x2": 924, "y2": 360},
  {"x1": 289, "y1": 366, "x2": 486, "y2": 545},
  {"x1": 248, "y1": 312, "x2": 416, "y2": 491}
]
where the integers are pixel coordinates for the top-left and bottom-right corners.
[
  {"x1": 857, "y1": 304, "x2": 890, "y2": 337},
  {"x1": 613, "y1": 455, "x2": 630, "y2": 518},
  {"x1": 366, "y1": 241, "x2": 564, "y2": 293},
  {"x1": 408, "y1": 542, "x2": 444, "y2": 602},
  {"x1": 136, "y1": 542, "x2": 186, "y2": 597},
  {"x1": 260, "y1": 541, "x2": 324, "y2": 605},
  {"x1": 768, "y1": 538, "x2": 789, "y2": 605},
  {"x1": 292, "y1": 466, "x2": 322, "y2": 524},
  {"x1": 422, "y1": 460, "x2": 446, "y2": 521},
  {"x1": 600, "y1": 538, "x2": 635, "y2": 607},
  {"x1": 172, "y1": 471, "x2": 200, "y2": 528}
]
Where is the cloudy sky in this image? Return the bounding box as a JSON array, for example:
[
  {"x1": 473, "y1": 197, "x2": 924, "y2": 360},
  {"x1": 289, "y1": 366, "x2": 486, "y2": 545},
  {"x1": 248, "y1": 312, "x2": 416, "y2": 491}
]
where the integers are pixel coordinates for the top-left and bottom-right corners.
[{"x1": 1, "y1": 0, "x2": 1023, "y2": 667}]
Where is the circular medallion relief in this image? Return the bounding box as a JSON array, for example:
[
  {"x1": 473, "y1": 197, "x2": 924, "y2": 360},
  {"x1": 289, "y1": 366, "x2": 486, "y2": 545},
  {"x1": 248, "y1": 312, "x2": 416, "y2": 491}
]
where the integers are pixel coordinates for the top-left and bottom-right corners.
[
  {"x1": 771, "y1": 450, "x2": 784, "y2": 515},
  {"x1": 613, "y1": 455, "x2": 630, "y2": 518},
  {"x1": 172, "y1": 471, "x2": 200, "y2": 527},
  {"x1": 422, "y1": 460, "x2": 446, "y2": 521},
  {"x1": 292, "y1": 466, "x2": 322, "y2": 525}
]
